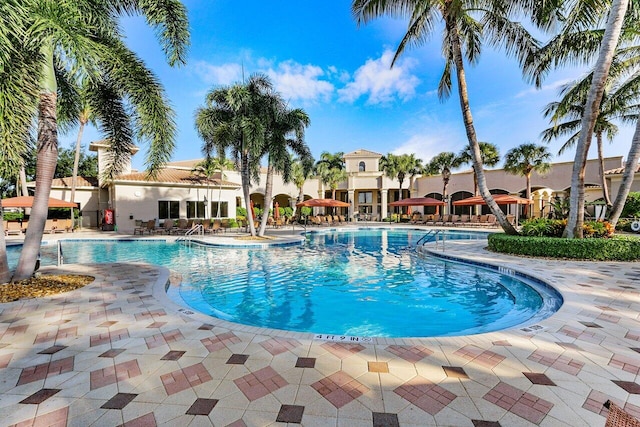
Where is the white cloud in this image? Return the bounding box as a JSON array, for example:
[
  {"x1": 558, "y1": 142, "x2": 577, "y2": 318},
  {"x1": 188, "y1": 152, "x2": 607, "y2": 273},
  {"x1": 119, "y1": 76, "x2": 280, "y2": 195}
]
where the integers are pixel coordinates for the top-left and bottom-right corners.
[
  {"x1": 337, "y1": 50, "x2": 420, "y2": 104},
  {"x1": 265, "y1": 61, "x2": 335, "y2": 103},
  {"x1": 192, "y1": 61, "x2": 244, "y2": 86}
]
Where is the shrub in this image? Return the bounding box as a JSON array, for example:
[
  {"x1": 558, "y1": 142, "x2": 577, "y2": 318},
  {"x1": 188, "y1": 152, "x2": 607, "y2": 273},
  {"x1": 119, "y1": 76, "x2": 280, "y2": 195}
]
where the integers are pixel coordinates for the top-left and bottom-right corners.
[
  {"x1": 621, "y1": 192, "x2": 640, "y2": 218},
  {"x1": 616, "y1": 218, "x2": 633, "y2": 232},
  {"x1": 236, "y1": 207, "x2": 247, "y2": 217},
  {"x1": 488, "y1": 233, "x2": 640, "y2": 261},
  {"x1": 300, "y1": 207, "x2": 311, "y2": 217},
  {"x1": 520, "y1": 218, "x2": 614, "y2": 238},
  {"x1": 283, "y1": 207, "x2": 293, "y2": 218},
  {"x1": 3, "y1": 211, "x2": 24, "y2": 221}
]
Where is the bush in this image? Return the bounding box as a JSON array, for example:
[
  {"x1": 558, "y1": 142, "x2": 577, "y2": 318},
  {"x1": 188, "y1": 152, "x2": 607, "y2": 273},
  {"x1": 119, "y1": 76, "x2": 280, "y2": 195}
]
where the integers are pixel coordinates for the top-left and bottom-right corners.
[
  {"x1": 236, "y1": 207, "x2": 247, "y2": 217},
  {"x1": 3, "y1": 211, "x2": 24, "y2": 221},
  {"x1": 488, "y1": 233, "x2": 640, "y2": 261},
  {"x1": 520, "y1": 218, "x2": 614, "y2": 238},
  {"x1": 616, "y1": 218, "x2": 634, "y2": 232},
  {"x1": 283, "y1": 207, "x2": 293, "y2": 218},
  {"x1": 621, "y1": 192, "x2": 640, "y2": 218}
]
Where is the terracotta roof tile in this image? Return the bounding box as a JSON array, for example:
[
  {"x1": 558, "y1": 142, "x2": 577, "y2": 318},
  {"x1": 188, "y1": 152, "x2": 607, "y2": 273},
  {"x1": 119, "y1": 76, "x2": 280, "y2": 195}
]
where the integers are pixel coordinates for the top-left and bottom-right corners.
[
  {"x1": 115, "y1": 168, "x2": 240, "y2": 187},
  {"x1": 50, "y1": 177, "x2": 99, "y2": 188},
  {"x1": 604, "y1": 163, "x2": 640, "y2": 175}
]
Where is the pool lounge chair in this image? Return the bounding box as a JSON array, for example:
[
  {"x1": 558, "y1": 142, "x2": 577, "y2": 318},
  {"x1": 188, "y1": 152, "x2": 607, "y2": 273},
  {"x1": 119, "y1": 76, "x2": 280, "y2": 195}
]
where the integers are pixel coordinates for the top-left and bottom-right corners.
[
  {"x1": 5, "y1": 221, "x2": 22, "y2": 236},
  {"x1": 456, "y1": 214, "x2": 470, "y2": 226},
  {"x1": 425, "y1": 215, "x2": 439, "y2": 226}
]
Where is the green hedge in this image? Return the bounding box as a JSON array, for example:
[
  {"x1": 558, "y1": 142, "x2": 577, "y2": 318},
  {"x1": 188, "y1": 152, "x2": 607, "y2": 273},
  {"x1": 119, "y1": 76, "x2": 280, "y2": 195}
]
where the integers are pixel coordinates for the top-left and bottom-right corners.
[{"x1": 488, "y1": 233, "x2": 640, "y2": 261}]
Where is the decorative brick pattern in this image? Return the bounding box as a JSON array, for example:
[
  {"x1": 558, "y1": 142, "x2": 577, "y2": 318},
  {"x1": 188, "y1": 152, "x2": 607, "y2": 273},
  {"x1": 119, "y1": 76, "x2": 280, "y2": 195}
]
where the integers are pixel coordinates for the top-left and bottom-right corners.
[
  {"x1": 101, "y1": 393, "x2": 137, "y2": 409},
  {"x1": 145, "y1": 329, "x2": 184, "y2": 349},
  {"x1": 312, "y1": 371, "x2": 370, "y2": 409},
  {"x1": 259, "y1": 337, "x2": 301, "y2": 355},
  {"x1": 201, "y1": 332, "x2": 241, "y2": 353},
  {"x1": 161, "y1": 350, "x2": 186, "y2": 361},
  {"x1": 368, "y1": 361, "x2": 389, "y2": 373},
  {"x1": 20, "y1": 388, "x2": 61, "y2": 404},
  {"x1": 454, "y1": 345, "x2": 505, "y2": 369},
  {"x1": 38, "y1": 345, "x2": 67, "y2": 354},
  {"x1": 186, "y1": 398, "x2": 218, "y2": 415},
  {"x1": 295, "y1": 357, "x2": 316, "y2": 368},
  {"x1": 373, "y1": 412, "x2": 399, "y2": 427},
  {"x1": 8, "y1": 406, "x2": 68, "y2": 427},
  {"x1": 443, "y1": 366, "x2": 468, "y2": 379},
  {"x1": 523, "y1": 372, "x2": 556, "y2": 386},
  {"x1": 118, "y1": 413, "x2": 156, "y2": 427},
  {"x1": 90, "y1": 328, "x2": 129, "y2": 347},
  {"x1": 276, "y1": 404, "x2": 304, "y2": 423},
  {"x1": 394, "y1": 375, "x2": 456, "y2": 415},
  {"x1": 483, "y1": 382, "x2": 553, "y2": 424},
  {"x1": 234, "y1": 366, "x2": 288, "y2": 401},
  {"x1": 320, "y1": 342, "x2": 365, "y2": 359},
  {"x1": 609, "y1": 354, "x2": 640, "y2": 375},
  {"x1": 612, "y1": 380, "x2": 640, "y2": 394},
  {"x1": 90, "y1": 360, "x2": 141, "y2": 390},
  {"x1": 0, "y1": 352, "x2": 13, "y2": 368},
  {"x1": 527, "y1": 349, "x2": 584, "y2": 375},
  {"x1": 17, "y1": 356, "x2": 74, "y2": 386},
  {"x1": 160, "y1": 363, "x2": 212, "y2": 396},
  {"x1": 385, "y1": 345, "x2": 433, "y2": 363}
]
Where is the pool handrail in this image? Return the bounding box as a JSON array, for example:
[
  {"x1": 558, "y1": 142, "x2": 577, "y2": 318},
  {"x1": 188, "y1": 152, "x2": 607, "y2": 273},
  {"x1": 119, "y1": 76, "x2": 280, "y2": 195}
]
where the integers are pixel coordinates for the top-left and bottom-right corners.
[{"x1": 416, "y1": 229, "x2": 442, "y2": 246}]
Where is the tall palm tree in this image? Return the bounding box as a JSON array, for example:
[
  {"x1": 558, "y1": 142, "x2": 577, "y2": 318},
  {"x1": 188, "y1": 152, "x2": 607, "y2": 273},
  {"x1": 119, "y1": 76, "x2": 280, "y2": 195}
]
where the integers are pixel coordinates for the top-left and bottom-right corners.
[
  {"x1": 195, "y1": 74, "x2": 273, "y2": 236},
  {"x1": 194, "y1": 156, "x2": 235, "y2": 219},
  {"x1": 428, "y1": 152, "x2": 463, "y2": 214},
  {"x1": 3, "y1": 0, "x2": 189, "y2": 281},
  {"x1": 525, "y1": 0, "x2": 631, "y2": 237},
  {"x1": 380, "y1": 153, "x2": 422, "y2": 202},
  {"x1": 291, "y1": 155, "x2": 315, "y2": 208},
  {"x1": 352, "y1": 0, "x2": 534, "y2": 235},
  {"x1": 315, "y1": 152, "x2": 346, "y2": 199},
  {"x1": 503, "y1": 143, "x2": 551, "y2": 217},
  {"x1": 459, "y1": 142, "x2": 501, "y2": 196},
  {"x1": 257, "y1": 98, "x2": 311, "y2": 237}
]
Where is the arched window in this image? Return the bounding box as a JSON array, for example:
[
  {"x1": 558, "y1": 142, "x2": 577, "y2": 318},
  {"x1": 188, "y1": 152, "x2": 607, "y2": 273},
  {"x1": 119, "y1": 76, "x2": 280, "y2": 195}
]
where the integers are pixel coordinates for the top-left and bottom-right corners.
[{"x1": 358, "y1": 161, "x2": 366, "y2": 172}]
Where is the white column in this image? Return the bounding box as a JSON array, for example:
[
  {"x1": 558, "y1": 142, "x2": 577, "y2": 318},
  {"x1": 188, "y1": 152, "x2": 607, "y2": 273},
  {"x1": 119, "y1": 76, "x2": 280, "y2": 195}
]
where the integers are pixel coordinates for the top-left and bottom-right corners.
[
  {"x1": 381, "y1": 189, "x2": 388, "y2": 220},
  {"x1": 348, "y1": 189, "x2": 355, "y2": 221}
]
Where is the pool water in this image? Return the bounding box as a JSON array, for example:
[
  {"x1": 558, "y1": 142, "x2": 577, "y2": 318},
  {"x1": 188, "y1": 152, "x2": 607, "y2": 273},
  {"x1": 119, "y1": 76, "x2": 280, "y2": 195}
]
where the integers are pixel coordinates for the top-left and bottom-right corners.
[{"x1": 6, "y1": 229, "x2": 561, "y2": 337}]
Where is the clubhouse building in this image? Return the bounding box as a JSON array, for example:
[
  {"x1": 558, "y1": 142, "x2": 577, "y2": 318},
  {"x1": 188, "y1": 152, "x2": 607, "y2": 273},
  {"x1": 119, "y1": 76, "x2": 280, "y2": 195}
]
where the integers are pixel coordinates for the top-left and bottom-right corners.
[{"x1": 42, "y1": 143, "x2": 639, "y2": 231}]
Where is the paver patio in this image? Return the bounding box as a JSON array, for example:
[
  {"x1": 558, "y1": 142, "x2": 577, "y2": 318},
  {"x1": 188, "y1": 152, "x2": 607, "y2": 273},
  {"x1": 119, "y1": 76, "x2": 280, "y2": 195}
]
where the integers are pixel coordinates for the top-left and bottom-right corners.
[{"x1": 1, "y1": 229, "x2": 639, "y2": 426}]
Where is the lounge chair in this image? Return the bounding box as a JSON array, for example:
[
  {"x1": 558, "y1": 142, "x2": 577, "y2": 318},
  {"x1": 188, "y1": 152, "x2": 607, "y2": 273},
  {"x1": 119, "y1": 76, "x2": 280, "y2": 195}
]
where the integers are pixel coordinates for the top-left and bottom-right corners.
[
  {"x1": 435, "y1": 214, "x2": 450, "y2": 226},
  {"x1": 160, "y1": 219, "x2": 175, "y2": 235},
  {"x1": 456, "y1": 214, "x2": 470, "y2": 226},
  {"x1": 425, "y1": 214, "x2": 439, "y2": 226},
  {"x1": 44, "y1": 219, "x2": 56, "y2": 234},
  {"x1": 604, "y1": 400, "x2": 640, "y2": 427},
  {"x1": 445, "y1": 214, "x2": 459, "y2": 227},
  {"x1": 5, "y1": 221, "x2": 22, "y2": 236},
  {"x1": 172, "y1": 218, "x2": 189, "y2": 234}
]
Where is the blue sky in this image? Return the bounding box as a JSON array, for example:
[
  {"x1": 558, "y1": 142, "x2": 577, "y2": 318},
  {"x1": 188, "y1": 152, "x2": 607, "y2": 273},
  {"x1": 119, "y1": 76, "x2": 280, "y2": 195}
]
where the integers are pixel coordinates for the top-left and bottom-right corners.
[{"x1": 66, "y1": 0, "x2": 635, "y2": 172}]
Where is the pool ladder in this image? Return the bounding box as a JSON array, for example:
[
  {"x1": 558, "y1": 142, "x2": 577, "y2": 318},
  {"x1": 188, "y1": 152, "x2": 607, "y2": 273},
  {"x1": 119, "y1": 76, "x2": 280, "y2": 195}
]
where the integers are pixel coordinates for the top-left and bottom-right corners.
[
  {"x1": 416, "y1": 230, "x2": 445, "y2": 251},
  {"x1": 176, "y1": 224, "x2": 204, "y2": 244}
]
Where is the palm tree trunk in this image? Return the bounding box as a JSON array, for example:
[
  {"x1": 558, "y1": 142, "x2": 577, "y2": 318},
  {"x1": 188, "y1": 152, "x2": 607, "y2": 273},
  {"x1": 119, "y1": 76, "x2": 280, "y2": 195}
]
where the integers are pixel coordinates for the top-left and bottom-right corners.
[
  {"x1": 13, "y1": 93, "x2": 58, "y2": 280},
  {"x1": 70, "y1": 121, "x2": 86, "y2": 204},
  {"x1": 19, "y1": 164, "x2": 28, "y2": 196},
  {"x1": 0, "y1": 202, "x2": 10, "y2": 284},
  {"x1": 258, "y1": 160, "x2": 274, "y2": 237},
  {"x1": 241, "y1": 152, "x2": 256, "y2": 236},
  {"x1": 596, "y1": 132, "x2": 612, "y2": 207},
  {"x1": 446, "y1": 14, "x2": 517, "y2": 234},
  {"x1": 608, "y1": 119, "x2": 640, "y2": 227},
  {"x1": 565, "y1": 0, "x2": 629, "y2": 238}
]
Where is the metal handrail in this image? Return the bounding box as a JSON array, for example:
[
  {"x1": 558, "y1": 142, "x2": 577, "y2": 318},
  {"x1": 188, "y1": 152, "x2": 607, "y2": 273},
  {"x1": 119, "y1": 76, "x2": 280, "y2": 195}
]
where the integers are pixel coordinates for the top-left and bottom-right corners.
[
  {"x1": 176, "y1": 224, "x2": 204, "y2": 242},
  {"x1": 416, "y1": 229, "x2": 441, "y2": 246},
  {"x1": 57, "y1": 240, "x2": 64, "y2": 266}
]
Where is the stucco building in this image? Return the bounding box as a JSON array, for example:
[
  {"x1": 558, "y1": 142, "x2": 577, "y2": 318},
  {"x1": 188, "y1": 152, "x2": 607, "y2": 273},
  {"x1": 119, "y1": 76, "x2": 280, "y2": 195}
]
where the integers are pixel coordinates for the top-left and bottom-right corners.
[{"x1": 41, "y1": 144, "x2": 639, "y2": 231}]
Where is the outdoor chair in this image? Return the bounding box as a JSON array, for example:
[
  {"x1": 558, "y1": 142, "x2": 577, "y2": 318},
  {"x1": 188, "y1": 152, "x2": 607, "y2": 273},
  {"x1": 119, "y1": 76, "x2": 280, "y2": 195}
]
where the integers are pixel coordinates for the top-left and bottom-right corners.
[
  {"x1": 457, "y1": 214, "x2": 470, "y2": 226},
  {"x1": 5, "y1": 221, "x2": 22, "y2": 236},
  {"x1": 209, "y1": 219, "x2": 222, "y2": 234},
  {"x1": 44, "y1": 219, "x2": 56, "y2": 234},
  {"x1": 435, "y1": 214, "x2": 450, "y2": 226},
  {"x1": 160, "y1": 219, "x2": 175, "y2": 235},
  {"x1": 604, "y1": 400, "x2": 640, "y2": 427},
  {"x1": 468, "y1": 215, "x2": 480, "y2": 227},
  {"x1": 172, "y1": 218, "x2": 189, "y2": 235},
  {"x1": 445, "y1": 214, "x2": 459, "y2": 226}
]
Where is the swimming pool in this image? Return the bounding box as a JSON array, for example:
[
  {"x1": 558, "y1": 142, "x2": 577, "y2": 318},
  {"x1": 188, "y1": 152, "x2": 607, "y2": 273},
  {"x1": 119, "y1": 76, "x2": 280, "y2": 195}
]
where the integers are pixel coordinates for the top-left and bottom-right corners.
[{"x1": 6, "y1": 229, "x2": 561, "y2": 337}]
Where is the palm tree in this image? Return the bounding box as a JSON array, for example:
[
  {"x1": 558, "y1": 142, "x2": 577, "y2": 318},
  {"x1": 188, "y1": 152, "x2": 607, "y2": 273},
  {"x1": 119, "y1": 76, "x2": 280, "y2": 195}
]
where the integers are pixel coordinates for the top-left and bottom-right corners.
[
  {"x1": 380, "y1": 153, "x2": 422, "y2": 203},
  {"x1": 428, "y1": 152, "x2": 463, "y2": 214},
  {"x1": 257, "y1": 98, "x2": 311, "y2": 237},
  {"x1": 525, "y1": 0, "x2": 631, "y2": 237},
  {"x1": 194, "y1": 156, "x2": 235, "y2": 219},
  {"x1": 315, "y1": 152, "x2": 346, "y2": 200},
  {"x1": 291, "y1": 155, "x2": 315, "y2": 208},
  {"x1": 352, "y1": 0, "x2": 533, "y2": 235},
  {"x1": 503, "y1": 143, "x2": 551, "y2": 217},
  {"x1": 195, "y1": 74, "x2": 273, "y2": 236},
  {"x1": 4, "y1": 0, "x2": 189, "y2": 281},
  {"x1": 459, "y1": 142, "x2": 501, "y2": 196}
]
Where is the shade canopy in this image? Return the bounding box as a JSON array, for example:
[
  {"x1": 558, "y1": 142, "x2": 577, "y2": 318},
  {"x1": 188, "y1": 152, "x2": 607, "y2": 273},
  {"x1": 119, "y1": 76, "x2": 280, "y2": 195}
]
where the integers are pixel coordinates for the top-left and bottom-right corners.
[
  {"x1": 452, "y1": 194, "x2": 533, "y2": 206},
  {"x1": 1, "y1": 196, "x2": 78, "y2": 208},
  {"x1": 389, "y1": 197, "x2": 446, "y2": 207},
  {"x1": 296, "y1": 198, "x2": 350, "y2": 208}
]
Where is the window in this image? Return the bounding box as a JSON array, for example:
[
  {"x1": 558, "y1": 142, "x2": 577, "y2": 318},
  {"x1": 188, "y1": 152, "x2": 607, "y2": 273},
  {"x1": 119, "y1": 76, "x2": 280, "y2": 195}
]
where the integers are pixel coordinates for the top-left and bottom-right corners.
[
  {"x1": 186, "y1": 201, "x2": 206, "y2": 218},
  {"x1": 210, "y1": 201, "x2": 228, "y2": 218},
  {"x1": 158, "y1": 201, "x2": 179, "y2": 220},
  {"x1": 358, "y1": 192, "x2": 372, "y2": 204},
  {"x1": 358, "y1": 161, "x2": 366, "y2": 172}
]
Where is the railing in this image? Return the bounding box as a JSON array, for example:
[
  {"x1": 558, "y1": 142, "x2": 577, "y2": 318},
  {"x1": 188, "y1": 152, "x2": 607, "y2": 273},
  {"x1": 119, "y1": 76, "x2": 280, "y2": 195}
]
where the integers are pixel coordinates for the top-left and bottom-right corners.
[
  {"x1": 416, "y1": 229, "x2": 446, "y2": 252},
  {"x1": 176, "y1": 224, "x2": 204, "y2": 243},
  {"x1": 57, "y1": 240, "x2": 64, "y2": 266}
]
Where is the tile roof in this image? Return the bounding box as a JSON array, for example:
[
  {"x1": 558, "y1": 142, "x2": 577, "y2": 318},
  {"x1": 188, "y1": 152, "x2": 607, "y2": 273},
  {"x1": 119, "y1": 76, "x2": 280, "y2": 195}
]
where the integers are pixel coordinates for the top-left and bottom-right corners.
[
  {"x1": 604, "y1": 163, "x2": 640, "y2": 175},
  {"x1": 49, "y1": 177, "x2": 99, "y2": 188},
  {"x1": 114, "y1": 168, "x2": 240, "y2": 187},
  {"x1": 344, "y1": 149, "x2": 382, "y2": 158}
]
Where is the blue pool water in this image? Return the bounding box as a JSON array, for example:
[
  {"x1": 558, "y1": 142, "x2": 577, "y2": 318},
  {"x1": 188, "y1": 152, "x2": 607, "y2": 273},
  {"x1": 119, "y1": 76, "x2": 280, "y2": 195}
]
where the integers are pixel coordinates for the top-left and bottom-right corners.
[{"x1": 6, "y1": 229, "x2": 562, "y2": 337}]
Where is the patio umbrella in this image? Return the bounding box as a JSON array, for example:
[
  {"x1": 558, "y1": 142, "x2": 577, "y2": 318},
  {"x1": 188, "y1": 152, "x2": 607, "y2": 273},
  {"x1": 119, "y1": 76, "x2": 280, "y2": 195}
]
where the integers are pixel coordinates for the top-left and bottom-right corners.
[
  {"x1": 1, "y1": 196, "x2": 78, "y2": 208},
  {"x1": 453, "y1": 194, "x2": 533, "y2": 223},
  {"x1": 295, "y1": 198, "x2": 350, "y2": 208},
  {"x1": 274, "y1": 201, "x2": 280, "y2": 220}
]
